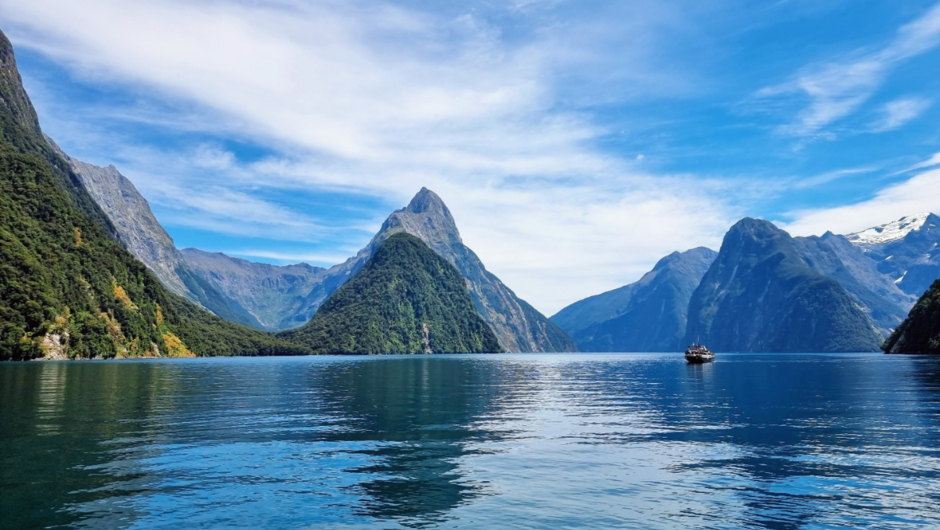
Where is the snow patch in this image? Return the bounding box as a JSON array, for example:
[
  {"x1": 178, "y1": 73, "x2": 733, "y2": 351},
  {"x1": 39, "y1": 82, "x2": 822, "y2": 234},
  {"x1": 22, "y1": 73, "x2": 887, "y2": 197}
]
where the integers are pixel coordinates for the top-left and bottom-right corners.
[{"x1": 847, "y1": 212, "x2": 931, "y2": 247}]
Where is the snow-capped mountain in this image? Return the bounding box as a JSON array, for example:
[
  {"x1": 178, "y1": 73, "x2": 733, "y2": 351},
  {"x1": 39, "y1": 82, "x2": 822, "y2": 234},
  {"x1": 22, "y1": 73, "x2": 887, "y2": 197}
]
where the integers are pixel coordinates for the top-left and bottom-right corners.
[
  {"x1": 846, "y1": 212, "x2": 940, "y2": 298},
  {"x1": 847, "y1": 212, "x2": 933, "y2": 248}
]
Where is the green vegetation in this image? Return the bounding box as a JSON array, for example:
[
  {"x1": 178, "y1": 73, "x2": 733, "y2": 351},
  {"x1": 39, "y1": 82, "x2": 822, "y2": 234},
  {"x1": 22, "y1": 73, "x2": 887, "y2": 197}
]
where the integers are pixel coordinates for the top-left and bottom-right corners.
[
  {"x1": 281, "y1": 233, "x2": 502, "y2": 354},
  {"x1": 0, "y1": 30, "x2": 309, "y2": 360},
  {"x1": 883, "y1": 279, "x2": 940, "y2": 354}
]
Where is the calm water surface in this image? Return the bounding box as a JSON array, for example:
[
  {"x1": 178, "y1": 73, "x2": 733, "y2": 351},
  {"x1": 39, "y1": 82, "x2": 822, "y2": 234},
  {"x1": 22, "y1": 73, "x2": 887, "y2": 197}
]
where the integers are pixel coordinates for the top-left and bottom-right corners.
[{"x1": 3, "y1": 353, "x2": 940, "y2": 529}]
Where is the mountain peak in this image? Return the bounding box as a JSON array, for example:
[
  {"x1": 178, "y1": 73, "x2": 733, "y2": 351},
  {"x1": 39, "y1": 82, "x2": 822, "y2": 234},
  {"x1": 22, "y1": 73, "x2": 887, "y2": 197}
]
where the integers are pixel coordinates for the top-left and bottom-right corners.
[
  {"x1": 847, "y1": 212, "x2": 936, "y2": 247},
  {"x1": 726, "y1": 217, "x2": 786, "y2": 241},
  {"x1": 405, "y1": 187, "x2": 446, "y2": 215}
]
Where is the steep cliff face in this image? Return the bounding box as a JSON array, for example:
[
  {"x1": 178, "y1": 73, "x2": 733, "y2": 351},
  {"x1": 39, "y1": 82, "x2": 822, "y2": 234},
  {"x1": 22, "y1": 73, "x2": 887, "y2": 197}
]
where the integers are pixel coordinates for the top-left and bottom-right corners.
[
  {"x1": 281, "y1": 233, "x2": 502, "y2": 354},
  {"x1": 552, "y1": 247, "x2": 716, "y2": 352},
  {"x1": 45, "y1": 138, "x2": 189, "y2": 296},
  {"x1": 684, "y1": 218, "x2": 882, "y2": 353},
  {"x1": 883, "y1": 279, "x2": 940, "y2": 354},
  {"x1": 43, "y1": 143, "x2": 268, "y2": 329}
]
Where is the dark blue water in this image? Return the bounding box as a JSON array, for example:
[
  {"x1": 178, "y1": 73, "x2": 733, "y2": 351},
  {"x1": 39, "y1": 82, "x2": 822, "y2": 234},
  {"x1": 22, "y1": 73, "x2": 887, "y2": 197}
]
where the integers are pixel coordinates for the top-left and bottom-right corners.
[{"x1": 3, "y1": 353, "x2": 940, "y2": 529}]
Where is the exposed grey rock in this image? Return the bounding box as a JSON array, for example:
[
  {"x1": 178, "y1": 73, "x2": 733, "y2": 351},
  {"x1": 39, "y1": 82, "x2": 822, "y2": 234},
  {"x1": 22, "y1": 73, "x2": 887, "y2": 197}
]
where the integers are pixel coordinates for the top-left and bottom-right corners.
[
  {"x1": 45, "y1": 139, "x2": 267, "y2": 329},
  {"x1": 47, "y1": 137, "x2": 190, "y2": 296}
]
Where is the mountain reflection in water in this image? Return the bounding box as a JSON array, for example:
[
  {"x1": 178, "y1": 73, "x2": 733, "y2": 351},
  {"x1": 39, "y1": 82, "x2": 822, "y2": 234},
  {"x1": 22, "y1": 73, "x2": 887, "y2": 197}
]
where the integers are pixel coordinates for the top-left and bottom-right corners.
[{"x1": 2, "y1": 353, "x2": 940, "y2": 529}]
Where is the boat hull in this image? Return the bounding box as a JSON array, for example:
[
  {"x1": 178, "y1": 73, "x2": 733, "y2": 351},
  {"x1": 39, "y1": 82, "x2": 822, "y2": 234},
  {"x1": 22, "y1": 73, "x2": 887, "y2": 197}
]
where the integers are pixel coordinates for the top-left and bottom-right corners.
[{"x1": 685, "y1": 353, "x2": 715, "y2": 364}]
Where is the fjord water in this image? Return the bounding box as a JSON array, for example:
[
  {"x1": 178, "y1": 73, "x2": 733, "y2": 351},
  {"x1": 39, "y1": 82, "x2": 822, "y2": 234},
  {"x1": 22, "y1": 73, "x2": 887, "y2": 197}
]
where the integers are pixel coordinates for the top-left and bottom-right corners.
[{"x1": 3, "y1": 354, "x2": 940, "y2": 529}]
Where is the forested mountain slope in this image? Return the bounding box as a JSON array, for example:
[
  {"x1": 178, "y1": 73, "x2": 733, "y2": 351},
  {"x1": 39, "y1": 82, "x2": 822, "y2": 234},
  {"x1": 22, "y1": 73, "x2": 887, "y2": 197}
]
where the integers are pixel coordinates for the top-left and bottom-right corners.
[{"x1": 281, "y1": 233, "x2": 502, "y2": 354}]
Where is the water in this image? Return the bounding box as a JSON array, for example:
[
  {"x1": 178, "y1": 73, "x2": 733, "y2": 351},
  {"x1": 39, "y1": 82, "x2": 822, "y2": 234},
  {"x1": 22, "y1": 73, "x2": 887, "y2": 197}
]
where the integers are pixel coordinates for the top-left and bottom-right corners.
[{"x1": 2, "y1": 353, "x2": 940, "y2": 529}]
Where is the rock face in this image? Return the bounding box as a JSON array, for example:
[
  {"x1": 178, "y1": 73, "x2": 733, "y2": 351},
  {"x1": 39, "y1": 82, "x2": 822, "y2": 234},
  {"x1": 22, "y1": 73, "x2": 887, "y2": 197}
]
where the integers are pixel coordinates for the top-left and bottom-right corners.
[
  {"x1": 46, "y1": 138, "x2": 189, "y2": 295},
  {"x1": 883, "y1": 279, "x2": 940, "y2": 354},
  {"x1": 281, "y1": 233, "x2": 502, "y2": 354},
  {"x1": 793, "y1": 232, "x2": 915, "y2": 337},
  {"x1": 43, "y1": 143, "x2": 268, "y2": 329},
  {"x1": 684, "y1": 218, "x2": 883, "y2": 353},
  {"x1": 847, "y1": 213, "x2": 940, "y2": 299},
  {"x1": 552, "y1": 247, "x2": 716, "y2": 352},
  {"x1": 180, "y1": 249, "x2": 328, "y2": 330}
]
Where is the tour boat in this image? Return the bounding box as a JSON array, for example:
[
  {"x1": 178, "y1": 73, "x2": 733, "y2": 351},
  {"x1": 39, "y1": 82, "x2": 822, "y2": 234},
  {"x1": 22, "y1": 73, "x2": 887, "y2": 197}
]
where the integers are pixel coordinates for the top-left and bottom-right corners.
[{"x1": 685, "y1": 343, "x2": 715, "y2": 364}]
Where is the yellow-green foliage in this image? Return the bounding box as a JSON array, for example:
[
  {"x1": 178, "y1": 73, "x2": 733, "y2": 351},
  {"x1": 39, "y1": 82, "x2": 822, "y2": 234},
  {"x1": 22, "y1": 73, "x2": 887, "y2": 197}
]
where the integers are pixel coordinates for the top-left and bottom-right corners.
[
  {"x1": 162, "y1": 332, "x2": 194, "y2": 358},
  {"x1": 113, "y1": 280, "x2": 138, "y2": 310}
]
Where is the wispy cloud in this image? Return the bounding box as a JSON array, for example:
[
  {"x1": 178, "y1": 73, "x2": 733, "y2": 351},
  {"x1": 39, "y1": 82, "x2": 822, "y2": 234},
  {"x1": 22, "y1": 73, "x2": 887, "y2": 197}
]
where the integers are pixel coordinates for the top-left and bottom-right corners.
[
  {"x1": 783, "y1": 167, "x2": 940, "y2": 237},
  {"x1": 225, "y1": 250, "x2": 356, "y2": 266},
  {"x1": 756, "y1": 3, "x2": 940, "y2": 138},
  {"x1": 897, "y1": 152, "x2": 940, "y2": 174},
  {"x1": 871, "y1": 97, "x2": 933, "y2": 132}
]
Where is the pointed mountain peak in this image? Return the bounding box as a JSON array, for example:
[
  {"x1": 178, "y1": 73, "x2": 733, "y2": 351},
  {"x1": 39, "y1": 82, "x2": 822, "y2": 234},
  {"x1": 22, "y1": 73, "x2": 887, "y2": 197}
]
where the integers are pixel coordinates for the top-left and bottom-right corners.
[
  {"x1": 374, "y1": 188, "x2": 462, "y2": 253},
  {"x1": 847, "y1": 212, "x2": 936, "y2": 246},
  {"x1": 405, "y1": 187, "x2": 447, "y2": 215}
]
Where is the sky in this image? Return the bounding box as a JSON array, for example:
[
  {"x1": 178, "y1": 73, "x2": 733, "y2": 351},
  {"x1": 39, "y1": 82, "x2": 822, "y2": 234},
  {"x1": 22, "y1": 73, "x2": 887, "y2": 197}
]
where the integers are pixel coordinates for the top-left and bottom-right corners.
[{"x1": 1, "y1": 0, "x2": 939, "y2": 315}]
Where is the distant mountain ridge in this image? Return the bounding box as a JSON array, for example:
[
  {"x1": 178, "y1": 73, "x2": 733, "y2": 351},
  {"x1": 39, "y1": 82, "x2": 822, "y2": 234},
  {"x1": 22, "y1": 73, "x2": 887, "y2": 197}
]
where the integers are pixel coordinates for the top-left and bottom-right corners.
[
  {"x1": 55, "y1": 143, "x2": 575, "y2": 351},
  {"x1": 846, "y1": 213, "x2": 940, "y2": 299},
  {"x1": 552, "y1": 247, "x2": 716, "y2": 351},
  {"x1": 793, "y1": 232, "x2": 915, "y2": 336}
]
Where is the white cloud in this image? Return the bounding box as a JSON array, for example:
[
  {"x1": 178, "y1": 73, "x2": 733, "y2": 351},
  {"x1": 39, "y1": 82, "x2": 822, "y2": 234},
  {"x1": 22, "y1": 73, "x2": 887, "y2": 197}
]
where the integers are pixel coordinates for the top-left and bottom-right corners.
[
  {"x1": 898, "y1": 152, "x2": 940, "y2": 174},
  {"x1": 871, "y1": 97, "x2": 933, "y2": 132},
  {"x1": 757, "y1": 3, "x2": 940, "y2": 138},
  {"x1": 782, "y1": 168, "x2": 940, "y2": 237}
]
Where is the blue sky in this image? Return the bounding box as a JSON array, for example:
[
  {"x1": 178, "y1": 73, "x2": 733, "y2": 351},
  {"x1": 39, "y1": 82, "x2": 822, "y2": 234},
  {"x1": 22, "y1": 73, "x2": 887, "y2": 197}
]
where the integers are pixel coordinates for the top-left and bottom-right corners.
[{"x1": 2, "y1": 0, "x2": 939, "y2": 314}]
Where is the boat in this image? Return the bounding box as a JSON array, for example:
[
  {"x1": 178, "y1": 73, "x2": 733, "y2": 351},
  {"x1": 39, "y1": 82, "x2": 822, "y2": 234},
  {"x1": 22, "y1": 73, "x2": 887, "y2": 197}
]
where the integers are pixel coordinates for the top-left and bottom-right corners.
[{"x1": 685, "y1": 343, "x2": 715, "y2": 364}]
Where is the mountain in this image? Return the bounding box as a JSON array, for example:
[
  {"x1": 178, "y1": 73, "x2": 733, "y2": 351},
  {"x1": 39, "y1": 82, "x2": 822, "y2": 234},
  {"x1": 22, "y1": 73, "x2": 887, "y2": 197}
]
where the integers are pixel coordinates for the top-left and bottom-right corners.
[
  {"x1": 58, "y1": 150, "x2": 573, "y2": 351},
  {"x1": 344, "y1": 188, "x2": 575, "y2": 352},
  {"x1": 793, "y1": 232, "x2": 915, "y2": 337},
  {"x1": 180, "y1": 249, "x2": 328, "y2": 330},
  {"x1": 46, "y1": 145, "x2": 278, "y2": 329},
  {"x1": 847, "y1": 212, "x2": 940, "y2": 299},
  {"x1": 281, "y1": 233, "x2": 502, "y2": 354},
  {"x1": 551, "y1": 247, "x2": 716, "y2": 351},
  {"x1": 684, "y1": 218, "x2": 883, "y2": 352},
  {"x1": 0, "y1": 29, "x2": 307, "y2": 360},
  {"x1": 883, "y1": 279, "x2": 940, "y2": 354}
]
